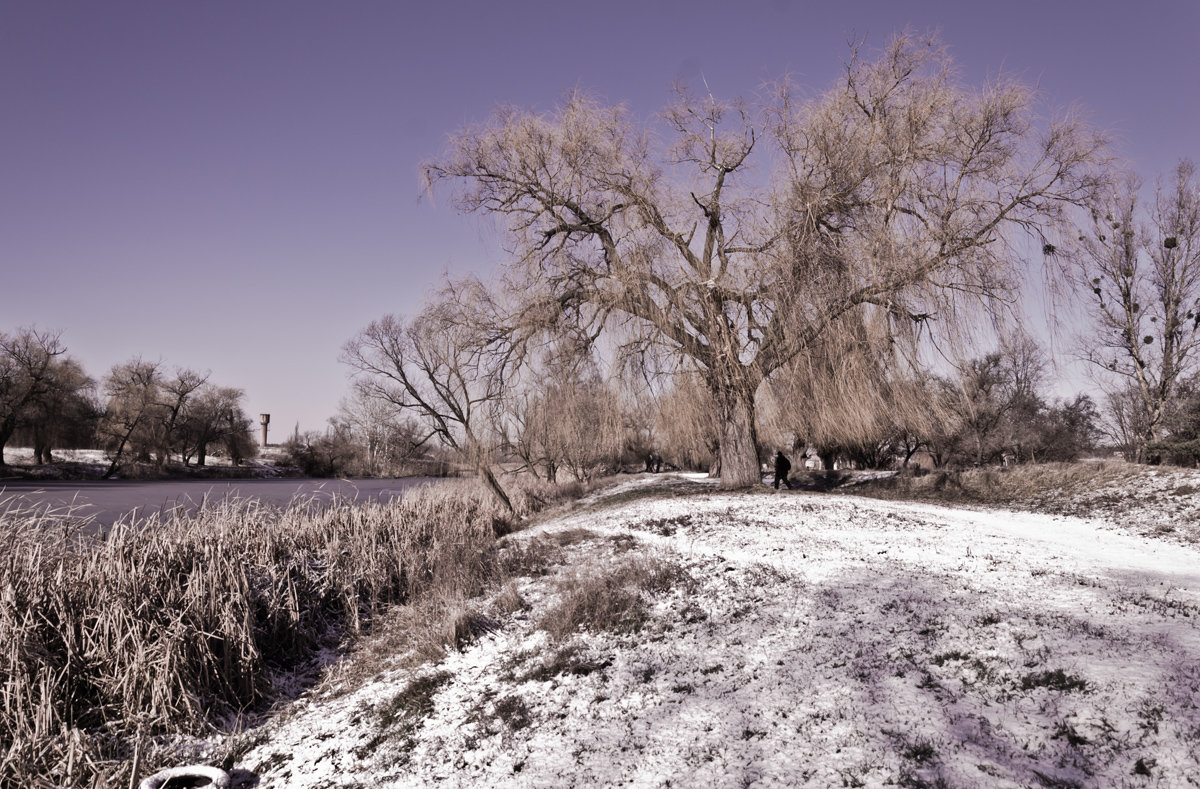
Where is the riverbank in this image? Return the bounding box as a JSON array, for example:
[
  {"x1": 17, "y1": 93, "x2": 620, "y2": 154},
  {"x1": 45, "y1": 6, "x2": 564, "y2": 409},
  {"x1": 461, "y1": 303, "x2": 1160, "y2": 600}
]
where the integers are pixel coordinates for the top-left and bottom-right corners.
[
  {"x1": 0, "y1": 476, "x2": 571, "y2": 788},
  {"x1": 0, "y1": 447, "x2": 292, "y2": 481}
]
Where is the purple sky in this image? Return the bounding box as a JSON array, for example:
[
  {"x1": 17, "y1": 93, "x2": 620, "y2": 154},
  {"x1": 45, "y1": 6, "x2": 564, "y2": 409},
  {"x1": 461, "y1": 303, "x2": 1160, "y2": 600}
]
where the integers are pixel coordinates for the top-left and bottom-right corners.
[{"x1": 3, "y1": 0, "x2": 1197, "y2": 437}]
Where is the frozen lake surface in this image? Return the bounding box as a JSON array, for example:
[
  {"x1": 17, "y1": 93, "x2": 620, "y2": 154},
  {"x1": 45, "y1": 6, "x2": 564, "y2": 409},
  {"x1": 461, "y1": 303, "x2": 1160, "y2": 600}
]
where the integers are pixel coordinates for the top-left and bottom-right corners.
[{"x1": 0, "y1": 477, "x2": 444, "y2": 532}]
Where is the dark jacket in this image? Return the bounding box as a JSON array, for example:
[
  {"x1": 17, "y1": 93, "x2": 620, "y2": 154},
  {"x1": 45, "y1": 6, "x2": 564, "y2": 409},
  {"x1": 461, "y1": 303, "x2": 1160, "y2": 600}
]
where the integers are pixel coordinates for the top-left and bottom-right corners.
[{"x1": 774, "y1": 452, "x2": 791, "y2": 476}]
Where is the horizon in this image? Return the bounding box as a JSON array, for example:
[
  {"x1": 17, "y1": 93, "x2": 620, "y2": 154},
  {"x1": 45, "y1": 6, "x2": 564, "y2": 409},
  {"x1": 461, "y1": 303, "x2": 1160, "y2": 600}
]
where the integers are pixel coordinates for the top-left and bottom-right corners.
[{"x1": 3, "y1": 0, "x2": 1198, "y2": 433}]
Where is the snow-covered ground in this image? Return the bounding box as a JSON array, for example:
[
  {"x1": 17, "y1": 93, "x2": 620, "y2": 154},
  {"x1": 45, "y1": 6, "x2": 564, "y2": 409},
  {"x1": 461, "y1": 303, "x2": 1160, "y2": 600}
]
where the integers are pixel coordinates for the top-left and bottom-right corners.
[
  {"x1": 1, "y1": 446, "x2": 110, "y2": 470},
  {"x1": 235, "y1": 472, "x2": 1200, "y2": 788},
  {"x1": 1, "y1": 446, "x2": 285, "y2": 477}
]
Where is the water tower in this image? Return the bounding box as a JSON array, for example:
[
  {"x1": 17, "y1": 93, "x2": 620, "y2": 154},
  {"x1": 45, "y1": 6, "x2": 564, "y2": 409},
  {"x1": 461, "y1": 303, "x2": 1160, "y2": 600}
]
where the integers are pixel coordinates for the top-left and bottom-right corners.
[{"x1": 259, "y1": 413, "x2": 270, "y2": 447}]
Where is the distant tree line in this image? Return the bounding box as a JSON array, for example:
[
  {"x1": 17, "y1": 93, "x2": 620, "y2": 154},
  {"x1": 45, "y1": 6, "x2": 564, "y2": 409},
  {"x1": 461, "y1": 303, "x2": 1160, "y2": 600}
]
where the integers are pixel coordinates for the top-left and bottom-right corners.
[{"x1": 0, "y1": 327, "x2": 255, "y2": 476}]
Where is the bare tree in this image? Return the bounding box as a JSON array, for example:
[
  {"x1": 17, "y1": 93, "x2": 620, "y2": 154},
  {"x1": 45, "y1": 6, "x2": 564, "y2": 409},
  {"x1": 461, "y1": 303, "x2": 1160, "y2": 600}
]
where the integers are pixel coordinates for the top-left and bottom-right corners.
[
  {"x1": 98, "y1": 358, "x2": 163, "y2": 478},
  {"x1": 424, "y1": 32, "x2": 1107, "y2": 488},
  {"x1": 343, "y1": 286, "x2": 514, "y2": 512},
  {"x1": 0, "y1": 327, "x2": 66, "y2": 465},
  {"x1": 1062, "y1": 160, "x2": 1200, "y2": 461},
  {"x1": 992, "y1": 333, "x2": 1050, "y2": 463},
  {"x1": 19, "y1": 356, "x2": 98, "y2": 464},
  {"x1": 154, "y1": 368, "x2": 209, "y2": 465},
  {"x1": 181, "y1": 384, "x2": 255, "y2": 466},
  {"x1": 502, "y1": 385, "x2": 554, "y2": 480},
  {"x1": 537, "y1": 375, "x2": 625, "y2": 482},
  {"x1": 333, "y1": 386, "x2": 423, "y2": 476},
  {"x1": 954, "y1": 353, "x2": 1017, "y2": 467},
  {"x1": 499, "y1": 345, "x2": 626, "y2": 482},
  {"x1": 652, "y1": 371, "x2": 720, "y2": 473},
  {"x1": 918, "y1": 334, "x2": 1070, "y2": 467}
]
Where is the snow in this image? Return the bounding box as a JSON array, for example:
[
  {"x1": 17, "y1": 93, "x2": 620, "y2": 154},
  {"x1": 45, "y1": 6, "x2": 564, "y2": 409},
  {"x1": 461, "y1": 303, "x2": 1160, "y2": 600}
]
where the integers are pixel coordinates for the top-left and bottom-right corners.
[
  {"x1": 2, "y1": 447, "x2": 108, "y2": 464},
  {"x1": 235, "y1": 472, "x2": 1200, "y2": 787},
  {"x1": 1, "y1": 446, "x2": 282, "y2": 478}
]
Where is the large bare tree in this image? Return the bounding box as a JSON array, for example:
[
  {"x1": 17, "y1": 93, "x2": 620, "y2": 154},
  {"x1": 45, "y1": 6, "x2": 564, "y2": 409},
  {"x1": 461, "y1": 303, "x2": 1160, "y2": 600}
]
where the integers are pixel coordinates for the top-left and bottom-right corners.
[
  {"x1": 1063, "y1": 160, "x2": 1200, "y2": 460},
  {"x1": 424, "y1": 32, "x2": 1107, "y2": 487}
]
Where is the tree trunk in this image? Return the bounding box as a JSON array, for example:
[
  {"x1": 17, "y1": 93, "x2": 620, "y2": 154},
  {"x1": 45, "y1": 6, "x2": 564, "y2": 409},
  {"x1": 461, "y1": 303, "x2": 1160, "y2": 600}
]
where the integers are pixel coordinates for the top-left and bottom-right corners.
[
  {"x1": 103, "y1": 436, "x2": 129, "y2": 479},
  {"x1": 715, "y1": 388, "x2": 760, "y2": 489},
  {"x1": 0, "y1": 422, "x2": 13, "y2": 466},
  {"x1": 479, "y1": 463, "x2": 514, "y2": 514}
]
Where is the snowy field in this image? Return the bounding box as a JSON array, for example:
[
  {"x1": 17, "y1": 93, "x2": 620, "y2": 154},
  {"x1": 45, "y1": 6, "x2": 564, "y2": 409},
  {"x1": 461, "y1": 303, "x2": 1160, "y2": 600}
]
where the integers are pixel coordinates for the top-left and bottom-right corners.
[{"x1": 235, "y1": 472, "x2": 1200, "y2": 788}]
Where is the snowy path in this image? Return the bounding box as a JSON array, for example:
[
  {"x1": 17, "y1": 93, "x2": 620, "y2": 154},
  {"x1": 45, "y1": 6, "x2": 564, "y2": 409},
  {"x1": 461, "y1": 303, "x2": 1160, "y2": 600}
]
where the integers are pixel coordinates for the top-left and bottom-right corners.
[{"x1": 238, "y1": 479, "x2": 1200, "y2": 788}]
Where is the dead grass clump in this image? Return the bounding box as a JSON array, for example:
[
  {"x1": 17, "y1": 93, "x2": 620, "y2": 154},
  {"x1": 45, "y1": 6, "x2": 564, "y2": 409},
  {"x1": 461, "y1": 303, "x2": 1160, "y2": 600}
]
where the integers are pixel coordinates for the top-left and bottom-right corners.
[
  {"x1": 491, "y1": 694, "x2": 532, "y2": 730},
  {"x1": 0, "y1": 479, "x2": 522, "y2": 788},
  {"x1": 499, "y1": 528, "x2": 607, "y2": 577},
  {"x1": 500, "y1": 536, "x2": 567, "y2": 577},
  {"x1": 1019, "y1": 669, "x2": 1090, "y2": 694},
  {"x1": 501, "y1": 476, "x2": 589, "y2": 518},
  {"x1": 640, "y1": 514, "x2": 693, "y2": 536},
  {"x1": 538, "y1": 556, "x2": 689, "y2": 640},
  {"x1": 493, "y1": 581, "x2": 526, "y2": 616},
  {"x1": 522, "y1": 646, "x2": 614, "y2": 682}
]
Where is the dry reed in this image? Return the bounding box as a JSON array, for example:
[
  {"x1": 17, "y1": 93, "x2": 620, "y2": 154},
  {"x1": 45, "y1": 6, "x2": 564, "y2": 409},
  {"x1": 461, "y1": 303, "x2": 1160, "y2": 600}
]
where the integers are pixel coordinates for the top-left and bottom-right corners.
[{"x1": 0, "y1": 477, "x2": 557, "y2": 788}]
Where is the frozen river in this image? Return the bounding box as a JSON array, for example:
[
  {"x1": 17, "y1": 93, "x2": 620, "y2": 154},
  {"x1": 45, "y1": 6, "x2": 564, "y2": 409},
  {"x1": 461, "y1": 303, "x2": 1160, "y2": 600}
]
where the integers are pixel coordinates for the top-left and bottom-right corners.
[{"x1": 0, "y1": 477, "x2": 444, "y2": 533}]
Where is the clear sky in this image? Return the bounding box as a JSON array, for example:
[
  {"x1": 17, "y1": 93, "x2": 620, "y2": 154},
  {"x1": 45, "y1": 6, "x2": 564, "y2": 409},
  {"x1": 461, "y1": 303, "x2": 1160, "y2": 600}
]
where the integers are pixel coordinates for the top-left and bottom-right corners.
[{"x1": 2, "y1": 0, "x2": 1197, "y2": 436}]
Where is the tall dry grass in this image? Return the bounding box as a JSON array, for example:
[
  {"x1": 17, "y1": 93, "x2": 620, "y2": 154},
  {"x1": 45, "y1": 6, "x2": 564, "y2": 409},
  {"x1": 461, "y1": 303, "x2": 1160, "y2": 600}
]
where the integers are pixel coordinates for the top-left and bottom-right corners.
[{"x1": 0, "y1": 477, "x2": 562, "y2": 788}]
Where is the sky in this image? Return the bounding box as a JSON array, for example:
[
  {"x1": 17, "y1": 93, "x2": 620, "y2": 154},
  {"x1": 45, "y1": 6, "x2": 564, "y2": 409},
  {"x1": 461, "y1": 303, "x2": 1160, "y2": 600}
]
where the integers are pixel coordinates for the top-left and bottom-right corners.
[{"x1": 2, "y1": 0, "x2": 1197, "y2": 437}]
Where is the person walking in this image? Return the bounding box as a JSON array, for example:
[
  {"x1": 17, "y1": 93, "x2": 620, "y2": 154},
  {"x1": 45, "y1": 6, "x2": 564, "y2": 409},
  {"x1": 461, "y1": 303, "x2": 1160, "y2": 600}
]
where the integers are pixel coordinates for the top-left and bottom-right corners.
[{"x1": 773, "y1": 451, "x2": 792, "y2": 490}]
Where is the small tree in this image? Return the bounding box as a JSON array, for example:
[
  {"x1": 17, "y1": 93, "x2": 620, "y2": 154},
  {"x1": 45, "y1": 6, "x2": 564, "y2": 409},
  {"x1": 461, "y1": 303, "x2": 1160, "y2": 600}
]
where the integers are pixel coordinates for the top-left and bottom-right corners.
[
  {"x1": 180, "y1": 385, "x2": 255, "y2": 466},
  {"x1": 333, "y1": 387, "x2": 423, "y2": 476},
  {"x1": 1040, "y1": 394, "x2": 1102, "y2": 462},
  {"x1": 950, "y1": 354, "x2": 1011, "y2": 466},
  {"x1": 1149, "y1": 378, "x2": 1200, "y2": 465},
  {"x1": 98, "y1": 358, "x2": 163, "y2": 477},
  {"x1": 343, "y1": 284, "x2": 515, "y2": 512},
  {"x1": 652, "y1": 372, "x2": 720, "y2": 473},
  {"x1": 281, "y1": 427, "x2": 359, "y2": 477},
  {"x1": 154, "y1": 368, "x2": 209, "y2": 465},
  {"x1": 536, "y1": 375, "x2": 625, "y2": 482}
]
